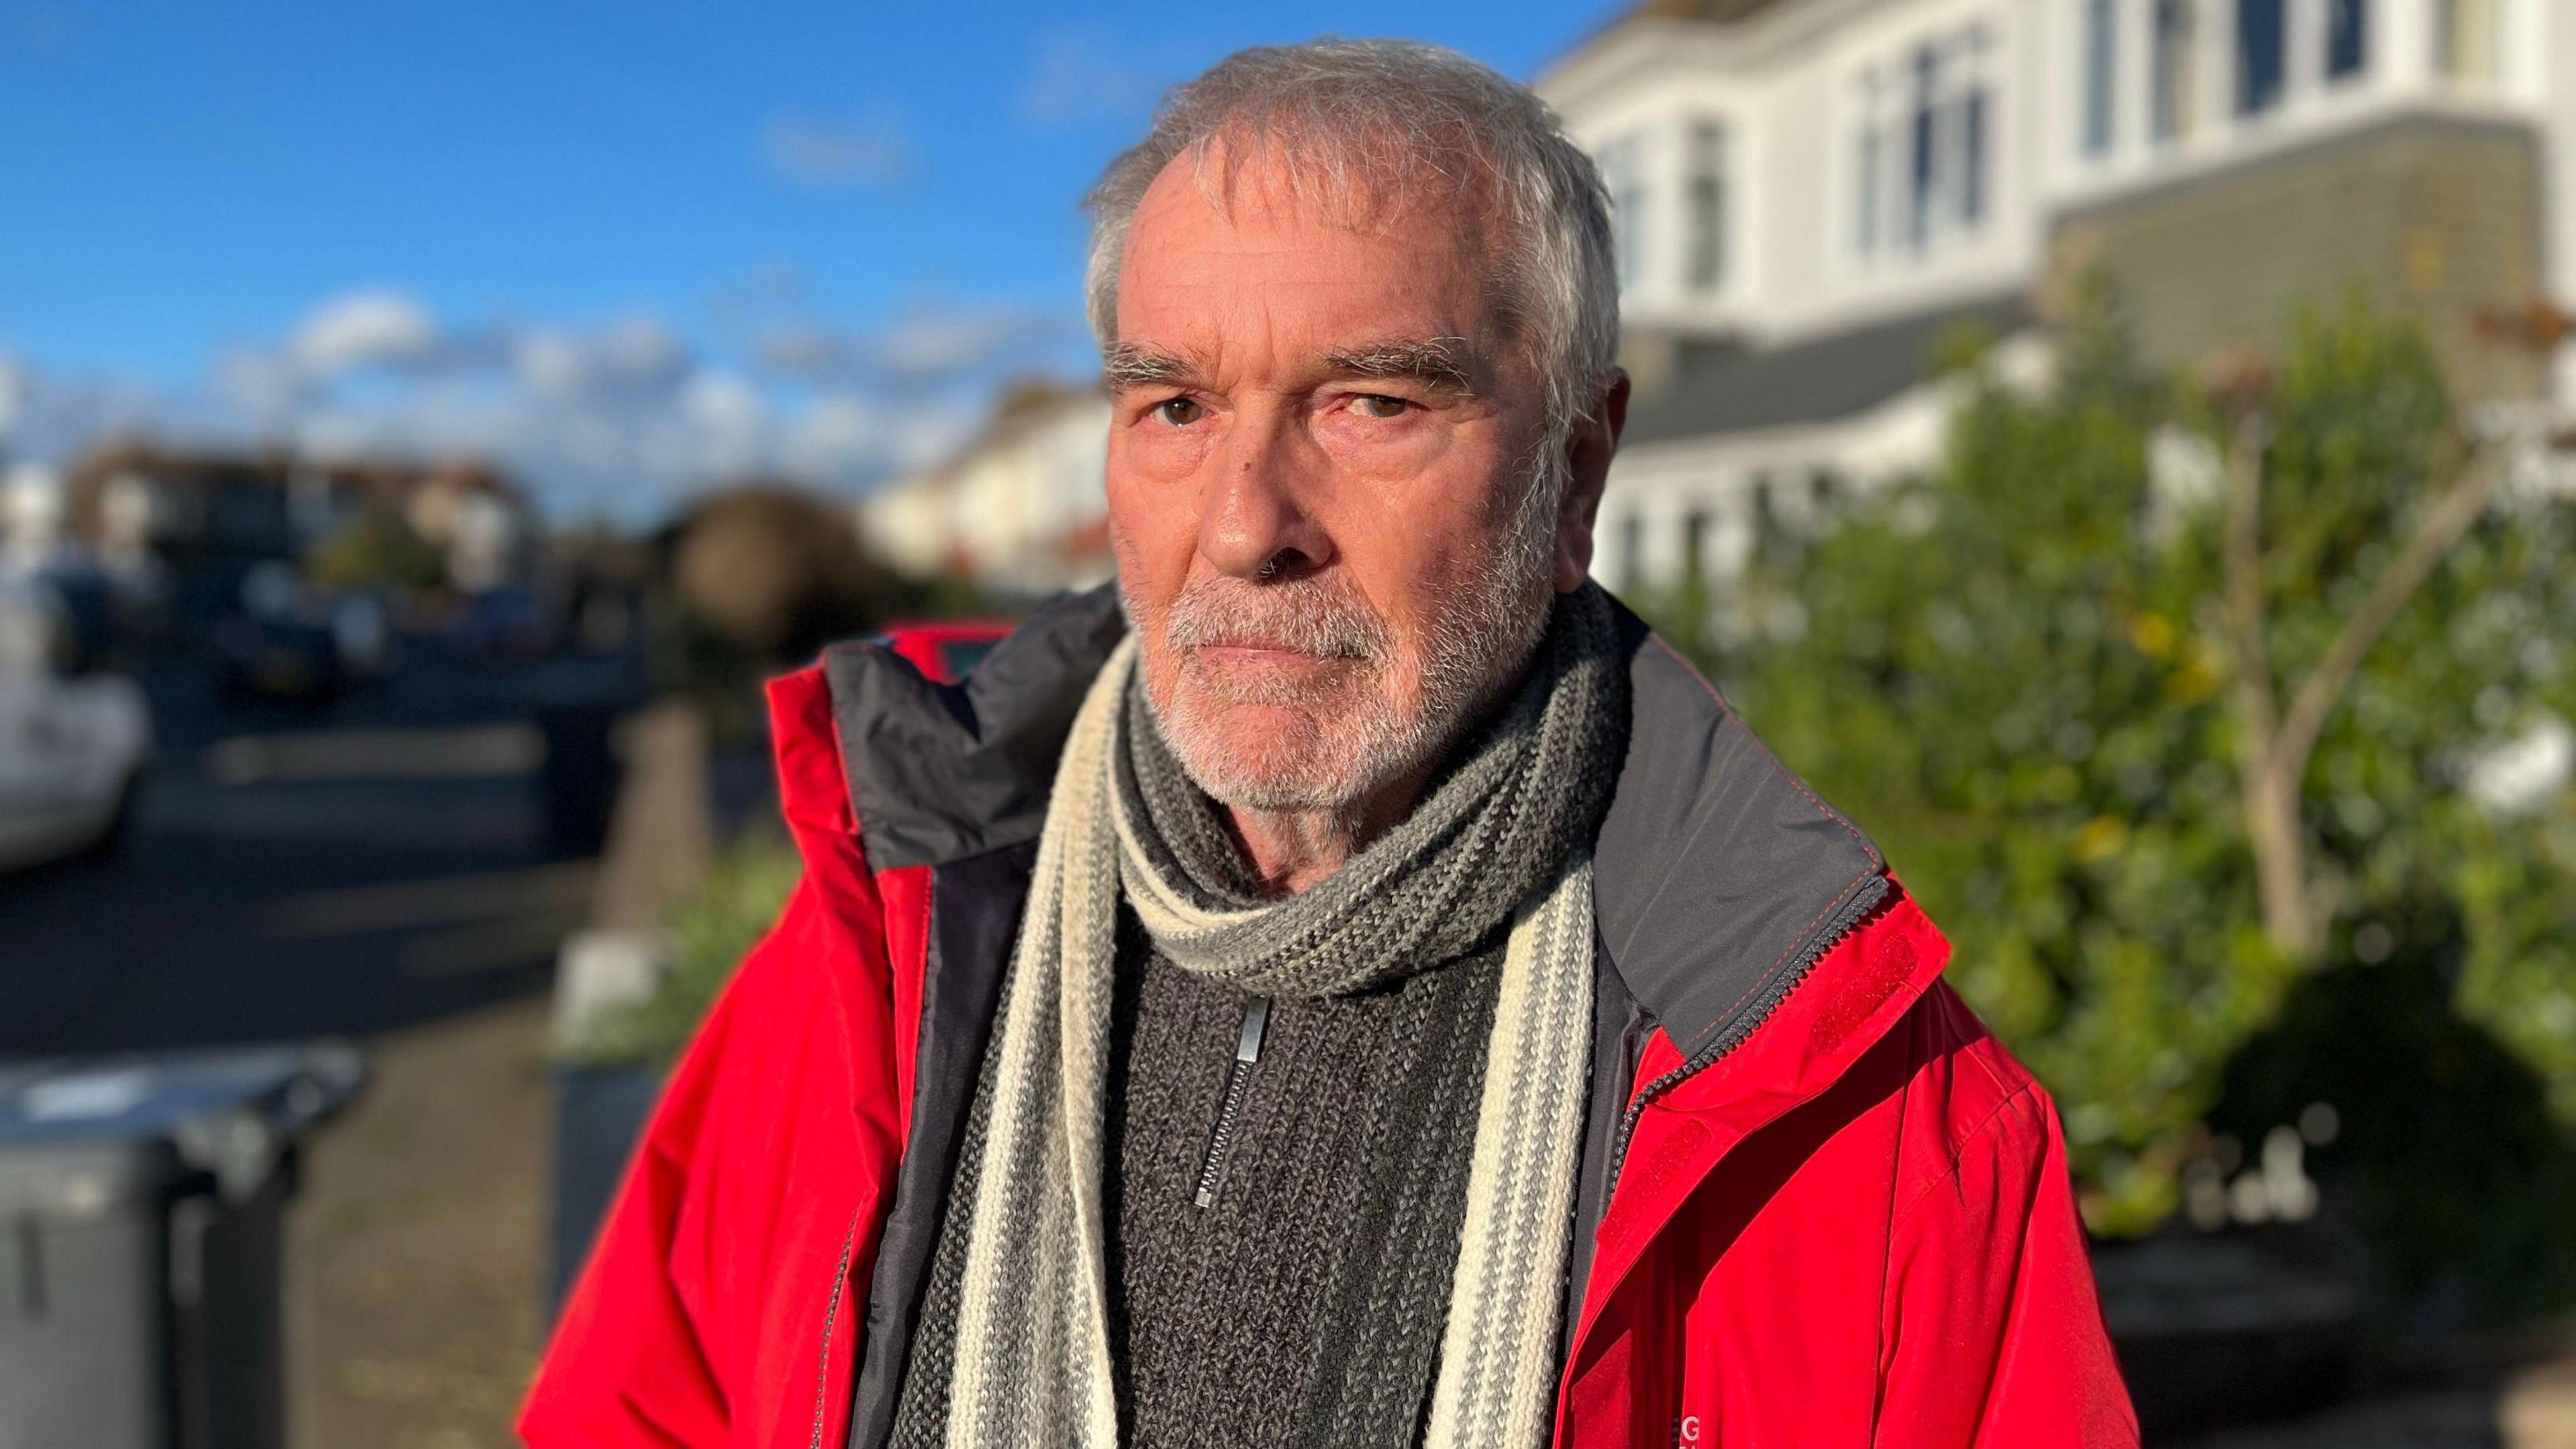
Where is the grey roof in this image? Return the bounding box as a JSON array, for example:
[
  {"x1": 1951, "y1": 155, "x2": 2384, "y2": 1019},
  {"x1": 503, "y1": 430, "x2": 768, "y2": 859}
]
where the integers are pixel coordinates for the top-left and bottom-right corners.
[
  {"x1": 1568, "y1": 0, "x2": 1803, "y2": 52},
  {"x1": 1621, "y1": 292, "x2": 2033, "y2": 447}
]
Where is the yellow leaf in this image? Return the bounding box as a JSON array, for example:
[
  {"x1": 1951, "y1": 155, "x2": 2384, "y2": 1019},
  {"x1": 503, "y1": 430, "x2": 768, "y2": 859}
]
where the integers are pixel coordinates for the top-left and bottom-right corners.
[
  {"x1": 2127, "y1": 611, "x2": 2176, "y2": 660},
  {"x1": 2074, "y1": 814, "x2": 2131, "y2": 862}
]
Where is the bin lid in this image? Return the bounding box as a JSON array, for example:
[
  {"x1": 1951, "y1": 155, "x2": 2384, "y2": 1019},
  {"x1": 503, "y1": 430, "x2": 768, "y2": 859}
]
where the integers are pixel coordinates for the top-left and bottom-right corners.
[
  {"x1": 0, "y1": 1042, "x2": 367, "y2": 1210},
  {"x1": 0, "y1": 1136, "x2": 182, "y2": 1215}
]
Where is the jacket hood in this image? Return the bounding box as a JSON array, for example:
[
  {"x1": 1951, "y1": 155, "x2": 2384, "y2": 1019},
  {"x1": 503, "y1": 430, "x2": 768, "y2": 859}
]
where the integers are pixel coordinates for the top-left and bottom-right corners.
[{"x1": 807, "y1": 583, "x2": 1914, "y2": 1077}]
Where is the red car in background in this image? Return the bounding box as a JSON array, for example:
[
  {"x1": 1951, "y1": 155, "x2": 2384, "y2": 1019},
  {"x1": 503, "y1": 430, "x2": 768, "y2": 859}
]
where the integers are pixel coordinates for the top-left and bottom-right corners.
[{"x1": 877, "y1": 618, "x2": 1014, "y2": 684}]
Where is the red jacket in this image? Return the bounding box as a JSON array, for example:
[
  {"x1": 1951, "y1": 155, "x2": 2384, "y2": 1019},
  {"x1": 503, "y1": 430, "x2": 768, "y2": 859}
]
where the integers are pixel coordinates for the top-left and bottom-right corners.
[{"x1": 524, "y1": 590, "x2": 2137, "y2": 1448}]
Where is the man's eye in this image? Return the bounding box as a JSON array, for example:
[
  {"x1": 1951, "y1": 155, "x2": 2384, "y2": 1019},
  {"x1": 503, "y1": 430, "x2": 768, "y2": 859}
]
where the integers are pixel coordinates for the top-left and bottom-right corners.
[
  {"x1": 1352, "y1": 394, "x2": 1411, "y2": 419},
  {"x1": 1153, "y1": 397, "x2": 1203, "y2": 426}
]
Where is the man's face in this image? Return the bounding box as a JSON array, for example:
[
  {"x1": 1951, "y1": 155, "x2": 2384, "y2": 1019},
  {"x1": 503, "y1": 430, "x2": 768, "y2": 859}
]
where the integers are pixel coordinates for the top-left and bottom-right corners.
[{"x1": 1106, "y1": 149, "x2": 1578, "y2": 811}]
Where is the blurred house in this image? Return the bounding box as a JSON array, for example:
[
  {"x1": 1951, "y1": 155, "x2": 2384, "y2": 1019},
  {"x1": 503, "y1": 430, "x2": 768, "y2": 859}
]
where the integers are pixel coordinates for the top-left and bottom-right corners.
[
  {"x1": 858, "y1": 378, "x2": 1112, "y2": 598},
  {"x1": 0, "y1": 462, "x2": 142, "y2": 672},
  {"x1": 1, "y1": 464, "x2": 72, "y2": 575},
  {"x1": 1542, "y1": 0, "x2": 2575, "y2": 596},
  {"x1": 402, "y1": 466, "x2": 525, "y2": 595},
  {"x1": 58, "y1": 443, "x2": 535, "y2": 619}
]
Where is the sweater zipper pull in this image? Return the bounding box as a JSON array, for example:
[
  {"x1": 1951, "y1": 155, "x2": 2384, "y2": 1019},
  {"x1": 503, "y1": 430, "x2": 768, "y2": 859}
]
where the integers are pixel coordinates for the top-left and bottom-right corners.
[{"x1": 1193, "y1": 996, "x2": 1270, "y2": 1210}]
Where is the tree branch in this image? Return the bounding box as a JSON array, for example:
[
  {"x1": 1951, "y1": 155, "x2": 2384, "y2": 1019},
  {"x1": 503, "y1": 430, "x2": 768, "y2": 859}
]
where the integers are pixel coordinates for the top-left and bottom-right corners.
[
  {"x1": 2222, "y1": 412, "x2": 2279, "y2": 747},
  {"x1": 2220, "y1": 411, "x2": 2318, "y2": 958},
  {"x1": 2271, "y1": 449, "x2": 2504, "y2": 788}
]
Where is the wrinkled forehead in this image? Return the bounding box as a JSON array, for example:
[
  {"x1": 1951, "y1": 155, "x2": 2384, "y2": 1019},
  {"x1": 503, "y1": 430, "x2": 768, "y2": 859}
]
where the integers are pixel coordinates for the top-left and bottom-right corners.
[{"x1": 1117, "y1": 129, "x2": 1518, "y2": 354}]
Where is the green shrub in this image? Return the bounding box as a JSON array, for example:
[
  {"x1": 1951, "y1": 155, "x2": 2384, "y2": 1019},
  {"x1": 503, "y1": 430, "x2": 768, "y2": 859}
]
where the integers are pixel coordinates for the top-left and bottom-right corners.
[
  {"x1": 305, "y1": 505, "x2": 446, "y2": 592},
  {"x1": 1676, "y1": 288, "x2": 2576, "y2": 1289}
]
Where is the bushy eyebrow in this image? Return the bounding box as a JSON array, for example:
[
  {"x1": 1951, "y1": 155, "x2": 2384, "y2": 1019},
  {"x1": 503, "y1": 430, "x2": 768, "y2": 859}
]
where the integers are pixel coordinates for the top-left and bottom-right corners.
[
  {"x1": 1106, "y1": 335, "x2": 1483, "y2": 398},
  {"x1": 1319, "y1": 335, "x2": 1478, "y2": 395},
  {"x1": 1103, "y1": 342, "x2": 1202, "y2": 393}
]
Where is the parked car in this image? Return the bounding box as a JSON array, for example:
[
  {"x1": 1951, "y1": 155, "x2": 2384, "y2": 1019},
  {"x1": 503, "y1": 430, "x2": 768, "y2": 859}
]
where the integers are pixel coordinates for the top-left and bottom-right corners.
[
  {"x1": 444, "y1": 585, "x2": 549, "y2": 665},
  {"x1": 0, "y1": 586, "x2": 151, "y2": 870},
  {"x1": 211, "y1": 611, "x2": 346, "y2": 704},
  {"x1": 210, "y1": 564, "x2": 397, "y2": 704}
]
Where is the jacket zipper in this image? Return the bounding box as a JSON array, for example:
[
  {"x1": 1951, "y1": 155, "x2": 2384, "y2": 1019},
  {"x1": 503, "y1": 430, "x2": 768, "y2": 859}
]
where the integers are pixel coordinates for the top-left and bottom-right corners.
[
  {"x1": 1603, "y1": 875, "x2": 1891, "y2": 1187},
  {"x1": 810, "y1": 1214, "x2": 859, "y2": 1449},
  {"x1": 1193, "y1": 996, "x2": 1271, "y2": 1210}
]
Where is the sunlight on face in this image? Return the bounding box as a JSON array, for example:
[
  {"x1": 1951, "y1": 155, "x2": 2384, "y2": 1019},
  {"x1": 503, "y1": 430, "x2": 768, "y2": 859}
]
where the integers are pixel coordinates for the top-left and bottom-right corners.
[{"x1": 1104, "y1": 146, "x2": 1560, "y2": 810}]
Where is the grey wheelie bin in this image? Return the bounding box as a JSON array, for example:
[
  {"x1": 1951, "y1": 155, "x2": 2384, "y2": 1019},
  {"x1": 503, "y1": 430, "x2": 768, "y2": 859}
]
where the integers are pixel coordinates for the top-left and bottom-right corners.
[{"x1": 0, "y1": 1042, "x2": 366, "y2": 1449}]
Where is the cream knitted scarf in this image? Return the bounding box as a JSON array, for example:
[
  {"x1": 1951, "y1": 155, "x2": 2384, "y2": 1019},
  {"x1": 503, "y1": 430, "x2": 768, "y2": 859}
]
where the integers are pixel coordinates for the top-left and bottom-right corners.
[{"x1": 932, "y1": 584, "x2": 1624, "y2": 1449}]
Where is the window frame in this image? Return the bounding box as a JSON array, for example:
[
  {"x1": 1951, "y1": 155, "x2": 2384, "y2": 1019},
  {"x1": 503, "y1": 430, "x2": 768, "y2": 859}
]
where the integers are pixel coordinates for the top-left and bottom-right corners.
[
  {"x1": 1684, "y1": 117, "x2": 1731, "y2": 295},
  {"x1": 2235, "y1": 0, "x2": 2288, "y2": 117},
  {"x1": 2150, "y1": 0, "x2": 2197, "y2": 144},
  {"x1": 1601, "y1": 131, "x2": 1653, "y2": 293},
  {"x1": 2324, "y1": 0, "x2": 2369, "y2": 82},
  {"x1": 2082, "y1": 0, "x2": 2119, "y2": 159}
]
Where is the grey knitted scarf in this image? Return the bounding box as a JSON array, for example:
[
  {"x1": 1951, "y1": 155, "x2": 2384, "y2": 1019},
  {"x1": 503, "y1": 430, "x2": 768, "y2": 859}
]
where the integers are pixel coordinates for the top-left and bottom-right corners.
[{"x1": 926, "y1": 584, "x2": 1625, "y2": 1449}]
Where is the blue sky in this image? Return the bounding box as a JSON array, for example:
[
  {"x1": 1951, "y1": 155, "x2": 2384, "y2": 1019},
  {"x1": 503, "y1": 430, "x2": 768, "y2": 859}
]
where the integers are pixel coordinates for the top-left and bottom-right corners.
[{"x1": 0, "y1": 1, "x2": 1603, "y2": 519}]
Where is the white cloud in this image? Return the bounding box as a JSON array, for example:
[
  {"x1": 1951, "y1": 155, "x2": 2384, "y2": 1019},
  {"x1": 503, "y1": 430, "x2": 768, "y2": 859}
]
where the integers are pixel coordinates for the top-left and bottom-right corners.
[
  {"x1": 589, "y1": 314, "x2": 688, "y2": 386},
  {"x1": 877, "y1": 305, "x2": 1064, "y2": 380},
  {"x1": 512, "y1": 329, "x2": 587, "y2": 396},
  {"x1": 683, "y1": 370, "x2": 764, "y2": 436},
  {"x1": 788, "y1": 394, "x2": 888, "y2": 476},
  {"x1": 214, "y1": 345, "x2": 305, "y2": 420},
  {"x1": 292, "y1": 288, "x2": 440, "y2": 374},
  {"x1": 293, "y1": 408, "x2": 384, "y2": 462},
  {"x1": 752, "y1": 322, "x2": 859, "y2": 380},
  {"x1": 1, "y1": 281, "x2": 1090, "y2": 526},
  {"x1": 752, "y1": 299, "x2": 1079, "y2": 389},
  {"x1": 761, "y1": 109, "x2": 912, "y2": 190},
  {"x1": 513, "y1": 314, "x2": 689, "y2": 397}
]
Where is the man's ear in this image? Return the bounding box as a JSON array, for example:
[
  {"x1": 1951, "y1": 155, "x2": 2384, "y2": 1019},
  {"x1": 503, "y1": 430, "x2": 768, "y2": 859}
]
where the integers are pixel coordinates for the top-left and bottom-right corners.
[{"x1": 1553, "y1": 370, "x2": 1629, "y2": 592}]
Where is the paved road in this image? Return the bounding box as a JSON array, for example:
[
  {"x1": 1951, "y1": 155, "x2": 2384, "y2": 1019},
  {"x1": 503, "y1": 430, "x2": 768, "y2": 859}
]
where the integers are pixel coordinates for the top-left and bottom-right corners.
[{"x1": 0, "y1": 645, "x2": 651, "y2": 1053}]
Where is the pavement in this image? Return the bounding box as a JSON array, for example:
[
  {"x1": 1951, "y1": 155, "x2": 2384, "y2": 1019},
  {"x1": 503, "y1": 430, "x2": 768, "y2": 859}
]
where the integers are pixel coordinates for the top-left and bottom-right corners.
[{"x1": 286, "y1": 994, "x2": 551, "y2": 1449}]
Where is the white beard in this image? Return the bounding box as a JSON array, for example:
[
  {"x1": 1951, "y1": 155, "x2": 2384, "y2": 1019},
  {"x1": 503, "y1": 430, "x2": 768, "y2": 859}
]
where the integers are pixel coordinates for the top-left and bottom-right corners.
[{"x1": 1132, "y1": 460, "x2": 1562, "y2": 814}]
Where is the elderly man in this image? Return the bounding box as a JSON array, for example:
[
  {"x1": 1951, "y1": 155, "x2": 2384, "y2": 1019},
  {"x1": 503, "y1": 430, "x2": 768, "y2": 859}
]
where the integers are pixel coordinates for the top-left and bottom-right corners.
[{"x1": 525, "y1": 40, "x2": 2135, "y2": 1449}]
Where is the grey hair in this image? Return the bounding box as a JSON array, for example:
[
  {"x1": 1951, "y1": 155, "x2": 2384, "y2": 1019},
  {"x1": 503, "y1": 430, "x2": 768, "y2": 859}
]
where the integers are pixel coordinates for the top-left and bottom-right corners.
[{"x1": 1081, "y1": 38, "x2": 1621, "y2": 443}]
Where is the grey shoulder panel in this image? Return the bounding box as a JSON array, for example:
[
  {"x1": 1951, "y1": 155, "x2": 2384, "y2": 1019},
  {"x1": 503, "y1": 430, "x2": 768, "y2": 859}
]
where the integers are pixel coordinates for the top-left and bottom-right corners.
[
  {"x1": 1590, "y1": 600, "x2": 1887, "y2": 1061},
  {"x1": 822, "y1": 584, "x2": 1127, "y2": 871}
]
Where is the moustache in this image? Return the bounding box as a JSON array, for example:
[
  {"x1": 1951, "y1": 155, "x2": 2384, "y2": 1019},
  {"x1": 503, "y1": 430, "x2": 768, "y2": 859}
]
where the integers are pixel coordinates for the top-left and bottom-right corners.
[{"x1": 1162, "y1": 578, "x2": 1387, "y2": 663}]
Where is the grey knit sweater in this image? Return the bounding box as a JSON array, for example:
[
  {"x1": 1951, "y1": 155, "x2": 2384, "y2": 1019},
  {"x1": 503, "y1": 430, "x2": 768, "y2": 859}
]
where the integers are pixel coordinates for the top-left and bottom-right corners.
[
  {"x1": 1100, "y1": 911, "x2": 1502, "y2": 1447},
  {"x1": 891, "y1": 906, "x2": 1503, "y2": 1449}
]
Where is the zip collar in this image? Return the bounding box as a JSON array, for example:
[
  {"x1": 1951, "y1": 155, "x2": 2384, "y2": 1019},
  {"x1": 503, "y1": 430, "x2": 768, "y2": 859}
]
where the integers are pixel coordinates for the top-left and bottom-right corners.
[{"x1": 1585, "y1": 617, "x2": 1896, "y2": 1128}]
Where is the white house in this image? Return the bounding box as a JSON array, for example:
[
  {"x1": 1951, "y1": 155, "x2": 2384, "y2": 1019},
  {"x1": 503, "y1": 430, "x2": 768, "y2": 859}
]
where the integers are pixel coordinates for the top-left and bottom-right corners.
[
  {"x1": 859, "y1": 380, "x2": 1113, "y2": 598},
  {"x1": 1542, "y1": 0, "x2": 2576, "y2": 597}
]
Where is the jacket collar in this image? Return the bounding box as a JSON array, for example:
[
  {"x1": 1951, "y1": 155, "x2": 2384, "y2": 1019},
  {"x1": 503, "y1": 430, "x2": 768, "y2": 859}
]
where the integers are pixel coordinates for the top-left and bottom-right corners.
[
  {"x1": 811, "y1": 583, "x2": 1907, "y2": 1065},
  {"x1": 1588, "y1": 607, "x2": 1892, "y2": 1069},
  {"x1": 820, "y1": 585, "x2": 1128, "y2": 870}
]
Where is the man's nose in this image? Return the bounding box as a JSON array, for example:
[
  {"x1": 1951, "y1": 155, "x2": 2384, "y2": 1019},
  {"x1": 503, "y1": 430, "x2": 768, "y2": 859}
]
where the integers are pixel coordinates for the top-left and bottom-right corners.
[{"x1": 1197, "y1": 411, "x2": 1335, "y2": 582}]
